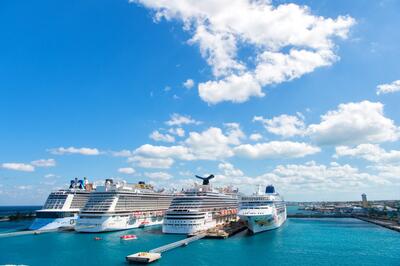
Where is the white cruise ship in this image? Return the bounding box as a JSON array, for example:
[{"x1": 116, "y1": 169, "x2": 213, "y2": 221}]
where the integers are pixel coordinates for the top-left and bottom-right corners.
[
  {"x1": 162, "y1": 175, "x2": 238, "y2": 234},
  {"x1": 75, "y1": 179, "x2": 173, "y2": 233},
  {"x1": 238, "y1": 185, "x2": 287, "y2": 234},
  {"x1": 29, "y1": 178, "x2": 93, "y2": 231}
]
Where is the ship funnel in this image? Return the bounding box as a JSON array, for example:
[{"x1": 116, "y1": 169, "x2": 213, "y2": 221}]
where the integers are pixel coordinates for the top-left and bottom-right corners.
[
  {"x1": 195, "y1": 174, "x2": 214, "y2": 185},
  {"x1": 265, "y1": 185, "x2": 275, "y2": 194}
]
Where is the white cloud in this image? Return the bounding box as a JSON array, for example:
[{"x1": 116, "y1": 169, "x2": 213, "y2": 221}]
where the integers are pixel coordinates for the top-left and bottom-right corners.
[
  {"x1": 133, "y1": 0, "x2": 354, "y2": 104},
  {"x1": 185, "y1": 127, "x2": 238, "y2": 160},
  {"x1": 50, "y1": 146, "x2": 100, "y2": 155},
  {"x1": 335, "y1": 144, "x2": 400, "y2": 164},
  {"x1": 134, "y1": 144, "x2": 194, "y2": 160},
  {"x1": 254, "y1": 114, "x2": 305, "y2": 137},
  {"x1": 149, "y1": 130, "x2": 175, "y2": 143},
  {"x1": 168, "y1": 127, "x2": 185, "y2": 137},
  {"x1": 183, "y1": 79, "x2": 195, "y2": 89},
  {"x1": 128, "y1": 156, "x2": 174, "y2": 169},
  {"x1": 218, "y1": 162, "x2": 244, "y2": 177},
  {"x1": 264, "y1": 161, "x2": 388, "y2": 190},
  {"x1": 111, "y1": 150, "x2": 133, "y2": 157},
  {"x1": 144, "y1": 171, "x2": 172, "y2": 180},
  {"x1": 377, "y1": 80, "x2": 400, "y2": 95},
  {"x1": 165, "y1": 113, "x2": 200, "y2": 126},
  {"x1": 234, "y1": 141, "x2": 320, "y2": 159},
  {"x1": 31, "y1": 159, "x2": 56, "y2": 167},
  {"x1": 224, "y1": 123, "x2": 245, "y2": 145},
  {"x1": 249, "y1": 133, "x2": 262, "y2": 141},
  {"x1": 133, "y1": 126, "x2": 244, "y2": 163},
  {"x1": 308, "y1": 101, "x2": 399, "y2": 145},
  {"x1": 199, "y1": 73, "x2": 264, "y2": 104},
  {"x1": 1, "y1": 163, "x2": 35, "y2": 172},
  {"x1": 118, "y1": 167, "x2": 136, "y2": 174}
]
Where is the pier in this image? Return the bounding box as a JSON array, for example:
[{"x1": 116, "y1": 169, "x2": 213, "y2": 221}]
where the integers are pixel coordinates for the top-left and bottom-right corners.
[
  {"x1": 0, "y1": 228, "x2": 61, "y2": 238},
  {"x1": 126, "y1": 221, "x2": 246, "y2": 264},
  {"x1": 126, "y1": 233, "x2": 206, "y2": 264}
]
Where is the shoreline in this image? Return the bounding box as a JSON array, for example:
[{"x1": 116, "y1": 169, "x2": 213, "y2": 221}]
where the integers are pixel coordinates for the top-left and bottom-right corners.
[{"x1": 288, "y1": 214, "x2": 400, "y2": 233}]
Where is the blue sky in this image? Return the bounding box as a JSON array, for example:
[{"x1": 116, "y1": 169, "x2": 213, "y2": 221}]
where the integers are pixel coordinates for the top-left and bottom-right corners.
[{"x1": 1, "y1": 0, "x2": 400, "y2": 204}]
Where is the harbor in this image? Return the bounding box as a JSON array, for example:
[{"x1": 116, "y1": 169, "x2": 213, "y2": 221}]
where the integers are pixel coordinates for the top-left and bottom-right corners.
[{"x1": 1, "y1": 216, "x2": 400, "y2": 266}]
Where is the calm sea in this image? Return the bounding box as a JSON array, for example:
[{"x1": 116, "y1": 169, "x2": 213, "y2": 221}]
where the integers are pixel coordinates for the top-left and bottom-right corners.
[{"x1": 1, "y1": 207, "x2": 399, "y2": 266}]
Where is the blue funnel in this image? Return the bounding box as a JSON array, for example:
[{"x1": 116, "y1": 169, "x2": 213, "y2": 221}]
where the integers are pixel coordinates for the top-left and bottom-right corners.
[{"x1": 265, "y1": 185, "x2": 275, "y2": 194}]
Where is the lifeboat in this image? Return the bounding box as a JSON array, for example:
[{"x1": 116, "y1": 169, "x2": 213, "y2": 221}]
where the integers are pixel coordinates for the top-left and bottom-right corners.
[{"x1": 120, "y1": 234, "x2": 137, "y2": 241}]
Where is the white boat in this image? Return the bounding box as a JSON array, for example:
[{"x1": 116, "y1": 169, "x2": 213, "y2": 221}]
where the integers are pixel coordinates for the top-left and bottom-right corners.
[
  {"x1": 162, "y1": 175, "x2": 238, "y2": 234},
  {"x1": 238, "y1": 185, "x2": 287, "y2": 234},
  {"x1": 29, "y1": 178, "x2": 93, "y2": 231},
  {"x1": 75, "y1": 179, "x2": 173, "y2": 232}
]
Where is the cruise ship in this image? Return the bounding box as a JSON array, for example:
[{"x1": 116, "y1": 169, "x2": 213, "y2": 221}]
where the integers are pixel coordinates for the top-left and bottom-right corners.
[
  {"x1": 75, "y1": 179, "x2": 173, "y2": 232},
  {"x1": 29, "y1": 178, "x2": 93, "y2": 231},
  {"x1": 162, "y1": 175, "x2": 239, "y2": 234},
  {"x1": 238, "y1": 185, "x2": 287, "y2": 234}
]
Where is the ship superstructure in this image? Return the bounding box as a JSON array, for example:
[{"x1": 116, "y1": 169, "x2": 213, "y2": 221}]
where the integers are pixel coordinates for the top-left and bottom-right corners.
[
  {"x1": 162, "y1": 175, "x2": 238, "y2": 234},
  {"x1": 29, "y1": 178, "x2": 93, "y2": 231},
  {"x1": 75, "y1": 179, "x2": 173, "y2": 232},
  {"x1": 238, "y1": 185, "x2": 287, "y2": 234}
]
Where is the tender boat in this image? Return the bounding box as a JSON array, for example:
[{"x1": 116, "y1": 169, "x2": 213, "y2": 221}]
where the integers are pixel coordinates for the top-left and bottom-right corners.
[{"x1": 120, "y1": 234, "x2": 137, "y2": 240}]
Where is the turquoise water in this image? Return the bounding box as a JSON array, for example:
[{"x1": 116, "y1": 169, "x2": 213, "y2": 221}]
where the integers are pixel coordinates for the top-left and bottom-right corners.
[{"x1": 1, "y1": 218, "x2": 399, "y2": 265}]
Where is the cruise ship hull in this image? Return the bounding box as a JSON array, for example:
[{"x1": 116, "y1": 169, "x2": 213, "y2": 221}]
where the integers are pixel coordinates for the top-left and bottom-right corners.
[
  {"x1": 239, "y1": 212, "x2": 286, "y2": 234},
  {"x1": 162, "y1": 211, "x2": 237, "y2": 234},
  {"x1": 76, "y1": 214, "x2": 164, "y2": 233},
  {"x1": 162, "y1": 219, "x2": 217, "y2": 234},
  {"x1": 29, "y1": 215, "x2": 78, "y2": 231}
]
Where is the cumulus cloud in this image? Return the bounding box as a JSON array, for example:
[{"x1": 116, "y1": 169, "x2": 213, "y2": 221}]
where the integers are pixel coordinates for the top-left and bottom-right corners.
[
  {"x1": 199, "y1": 73, "x2": 264, "y2": 104},
  {"x1": 183, "y1": 79, "x2": 195, "y2": 89},
  {"x1": 254, "y1": 113, "x2": 305, "y2": 137},
  {"x1": 377, "y1": 80, "x2": 400, "y2": 95},
  {"x1": 144, "y1": 171, "x2": 172, "y2": 180},
  {"x1": 132, "y1": 125, "x2": 245, "y2": 167},
  {"x1": 335, "y1": 144, "x2": 400, "y2": 164},
  {"x1": 149, "y1": 130, "x2": 175, "y2": 143},
  {"x1": 128, "y1": 156, "x2": 174, "y2": 169},
  {"x1": 185, "y1": 127, "x2": 240, "y2": 160},
  {"x1": 1, "y1": 163, "x2": 35, "y2": 172},
  {"x1": 234, "y1": 141, "x2": 320, "y2": 159},
  {"x1": 168, "y1": 127, "x2": 185, "y2": 137},
  {"x1": 132, "y1": 0, "x2": 355, "y2": 104},
  {"x1": 49, "y1": 146, "x2": 100, "y2": 155},
  {"x1": 165, "y1": 113, "x2": 201, "y2": 126},
  {"x1": 218, "y1": 162, "x2": 244, "y2": 177},
  {"x1": 308, "y1": 101, "x2": 399, "y2": 145},
  {"x1": 265, "y1": 161, "x2": 388, "y2": 189},
  {"x1": 118, "y1": 167, "x2": 136, "y2": 174},
  {"x1": 111, "y1": 150, "x2": 133, "y2": 157},
  {"x1": 31, "y1": 159, "x2": 56, "y2": 167},
  {"x1": 249, "y1": 133, "x2": 262, "y2": 141},
  {"x1": 134, "y1": 144, "x2": 194, "y2": 160}
]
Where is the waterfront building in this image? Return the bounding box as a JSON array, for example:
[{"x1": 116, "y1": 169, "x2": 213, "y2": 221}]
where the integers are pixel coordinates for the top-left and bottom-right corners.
[
  {"x1": 238, "y1": 185, "x2": 287, "y2": 234},
  {"x1": 162, "y1": 175, "x2": 239, "y2": 234},
  {"x1": 29, "y1": 178, "x2": 93, "y2": 231},
  {"x1": 362, "y1": 193, "x2": 368, "y2": 208},
  {"x1": 75, "y1": 179, "x2": 173, "y2": 232}
]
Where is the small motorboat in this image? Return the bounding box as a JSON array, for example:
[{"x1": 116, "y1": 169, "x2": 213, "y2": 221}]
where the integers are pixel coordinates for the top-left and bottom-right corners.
[
  {"x1": 120, "y1": 234, "x2": 137, "y2": 241},
  {"x1": 94, "y1": 237, "x2": 102, "y2": 241}
]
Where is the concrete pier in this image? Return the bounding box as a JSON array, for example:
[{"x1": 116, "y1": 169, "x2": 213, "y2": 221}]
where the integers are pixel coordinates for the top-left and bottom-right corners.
[
  {"x1": 126, "y1": 233, "x2": 206, "y2": 264},
  {"x1": 0, "y1": 229, "x2": 60, "y2": 238}
]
